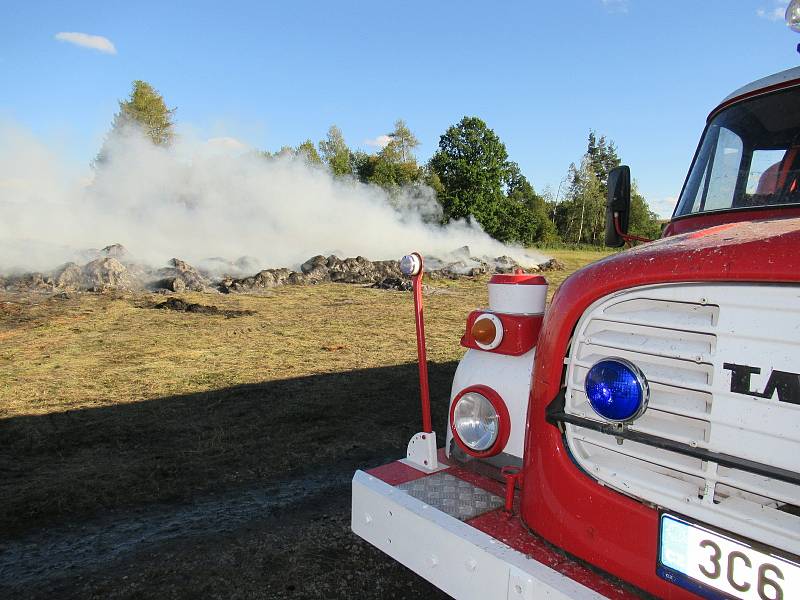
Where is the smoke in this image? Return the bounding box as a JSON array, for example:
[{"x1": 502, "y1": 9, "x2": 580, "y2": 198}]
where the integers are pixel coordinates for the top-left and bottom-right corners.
[{"x1": 0, "y1": 122, "x2": 548, "y2": 275}]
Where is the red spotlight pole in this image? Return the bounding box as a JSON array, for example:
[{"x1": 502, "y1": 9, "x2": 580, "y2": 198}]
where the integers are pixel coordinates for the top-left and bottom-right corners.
[{"x1": 409, "y1": 253, "x2": 432, "y2": 434}]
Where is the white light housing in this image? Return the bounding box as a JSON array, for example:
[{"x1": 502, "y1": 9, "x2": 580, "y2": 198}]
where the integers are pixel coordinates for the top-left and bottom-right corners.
[
  {"x1": 487, "y1": 274, "x2": 548, "y2": 315},
  {"x1": 472, "y1": 313, "x2": 504, "y2": 350},
  {"x1": 399, "y1": 254, "x2": 421, "y2": 277},
  {"x1": 787, "y1": 0, "x2": 800, "y2": 32},
  {"x1": 452, "y1": 391, "x2": 499, "y2": 451}
]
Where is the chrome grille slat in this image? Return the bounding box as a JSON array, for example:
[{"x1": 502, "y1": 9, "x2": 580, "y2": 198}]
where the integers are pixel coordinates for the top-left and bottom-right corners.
[{"x1": 563, "y1": 283, "x2": 800, "y2": 555}]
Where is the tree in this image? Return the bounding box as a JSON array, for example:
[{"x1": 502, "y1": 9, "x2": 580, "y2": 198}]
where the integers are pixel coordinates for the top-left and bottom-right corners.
[
  {"x1": 586, "y1": 131, "x2": 620, "y2": 191},
  {"x1": 96, "y1": 80, "x2": 175, "y2": 165},
  {"x1": 383, "y1": 119, "x2": 419, "y2": 164},
  {"x1": 505, "y1": 167, "x2": 560, "y2": 244},
  {"x1": 428, "y1": 116, "x2": 559, "y2": 244},
  {"x1": 318, "y1": 125, "x2": 352, "y2": 176},
  {"x1": 260, "y1": 140, "x2": 323, "y2": 165},
  {"x1": 428, "y1": 116, "x2": 512, "y2": 235},
  {"x1": 553, "y1": 157, "x2": 606, "y2": 244},
  {"x1": 295, "y1": 139, "x2": 323, "y2": 165},
  {"x1": 628, "y1": 187, "x2": 663, "y2": 239},
  {"x1": 111, "y1": 80, "x2": 175, "y2": 146},
  {"x1": 552, "y1": 131, "x2": 661, "y2": 244},
  {"x1": 357, "y1": 119, "x2": 424, "y2": 189}
]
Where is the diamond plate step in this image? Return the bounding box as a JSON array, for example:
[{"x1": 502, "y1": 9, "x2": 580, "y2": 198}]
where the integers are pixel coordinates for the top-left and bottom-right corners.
[{"x1": 396, "y1": 472, "x2": 503, "y2": 521}]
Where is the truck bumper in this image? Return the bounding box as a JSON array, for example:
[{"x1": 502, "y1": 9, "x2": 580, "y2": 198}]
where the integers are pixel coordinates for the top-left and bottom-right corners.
[{"x1": 352, "y1": 462, "x2": 635, "y2": 600}]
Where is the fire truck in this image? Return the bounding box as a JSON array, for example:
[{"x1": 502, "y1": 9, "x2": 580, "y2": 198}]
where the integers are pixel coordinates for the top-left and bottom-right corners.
[{"x1": 352, "y1": 16, "x2": 800, "y2": 600}]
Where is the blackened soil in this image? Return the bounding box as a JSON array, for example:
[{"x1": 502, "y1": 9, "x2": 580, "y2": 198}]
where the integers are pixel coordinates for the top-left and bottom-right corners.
[
  {"x1": 154, "y1": 297, "x2": 256, "y2": 317},
  {"x1": 0, "y1": 363, "x2": 456, "y2": 599}
]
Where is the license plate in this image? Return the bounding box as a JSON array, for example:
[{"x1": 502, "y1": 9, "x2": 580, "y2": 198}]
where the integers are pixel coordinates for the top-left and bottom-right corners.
[{"x1": 658, "y1": 514, "x2": 800, "y2": 600}]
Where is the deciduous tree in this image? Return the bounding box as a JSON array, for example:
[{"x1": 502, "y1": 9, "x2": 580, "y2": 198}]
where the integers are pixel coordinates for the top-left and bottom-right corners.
[
  {"x1": 96, "y1": 80, "x2": 175, "y2": 164},
  {"x1": 112, "y1": 80, "x2": 175, "y2": 145},
  {"x1": 318, "y1": 125, "x2": 352, "y2": 176},
  {"x1": 428, "y1": 116, "x2": 511, "y2": 235}
]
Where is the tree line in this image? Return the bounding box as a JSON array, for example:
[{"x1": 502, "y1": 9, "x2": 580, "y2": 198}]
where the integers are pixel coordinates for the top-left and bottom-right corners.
[{"x1": 100, "y1": 80, "x2": 662, "y2": 246}]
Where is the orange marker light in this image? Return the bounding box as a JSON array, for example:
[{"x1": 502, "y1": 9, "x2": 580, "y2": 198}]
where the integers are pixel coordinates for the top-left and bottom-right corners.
[{"x1": 472, "y1": 317, "x2": 497, "y2": 346}]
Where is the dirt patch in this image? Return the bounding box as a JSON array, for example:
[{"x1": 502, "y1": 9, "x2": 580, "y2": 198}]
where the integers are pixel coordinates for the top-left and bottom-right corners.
[
  {"x1": 0, "y1": 363, "x2": 458, "y2": 599},
  {"x1": 370, "y1": 277, "x2": 414, "y2": 291},
  {"x1": 154, "y1": 297, "x2": 256, "y2": 318}
]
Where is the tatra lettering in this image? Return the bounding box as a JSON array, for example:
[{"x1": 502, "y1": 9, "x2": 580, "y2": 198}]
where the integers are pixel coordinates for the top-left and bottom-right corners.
[
  {"x1": 723, "y1": 363, "x2": 800, "y2": 405},
  {"x1": 758, "y1": 370, "x2": 800, "y2": 406}
]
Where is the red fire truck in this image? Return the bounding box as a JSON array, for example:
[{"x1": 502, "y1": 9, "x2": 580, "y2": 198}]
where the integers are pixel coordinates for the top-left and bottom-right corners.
[{"x1": 352, "y1": 25, "x2": 800, "y2": 600}]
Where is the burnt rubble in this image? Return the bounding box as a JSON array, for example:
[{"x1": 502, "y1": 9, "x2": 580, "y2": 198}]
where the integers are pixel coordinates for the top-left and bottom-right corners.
[
  {"x1": 1, "y1": 243, "x2": 563, "y2": 295},
  {"x1": 154, "y1": 297, "x2": 255, "y2": 317},
  {"x1": 154, "y1": 258, "x2": 210, "y2": 293},
  {"x1": 370, "y1": 277, "x2": 414, "y2": 292},
  {"x1": 218, "y1": 255, "x2": 404, "y2": 293},
  {"x1": 17, "y1": 257, "x2": 134, "y2": 293}
]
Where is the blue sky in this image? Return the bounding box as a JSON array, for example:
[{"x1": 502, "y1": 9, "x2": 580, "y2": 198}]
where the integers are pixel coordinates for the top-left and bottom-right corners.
[{"x1": 1, "y1": 0, "x2": 797, "y2": 217}]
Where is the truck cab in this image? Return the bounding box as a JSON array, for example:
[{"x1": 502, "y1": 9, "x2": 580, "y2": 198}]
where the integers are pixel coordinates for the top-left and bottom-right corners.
[{"x1": 352, "y1": 66, "x2": 800, "y2": 600}]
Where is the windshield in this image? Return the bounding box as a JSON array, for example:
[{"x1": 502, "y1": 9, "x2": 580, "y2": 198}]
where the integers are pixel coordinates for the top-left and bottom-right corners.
[{"x1": 675, "y1": 85, "x2": 800, "y2": 218}]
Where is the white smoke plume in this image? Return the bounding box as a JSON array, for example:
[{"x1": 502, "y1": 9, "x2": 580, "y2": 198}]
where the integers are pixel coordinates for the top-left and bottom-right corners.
[{"x1": 0, "y1": 122, "x2": 548, "y2": 275}]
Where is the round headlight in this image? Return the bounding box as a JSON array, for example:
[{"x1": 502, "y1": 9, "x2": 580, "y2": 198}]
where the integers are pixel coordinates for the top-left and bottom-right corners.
[
  {"x1": 452, "y1": 391, "x2": 499, "y2": 451},
  {"x1": 584, "y1": 358, "x2": 649, "y2": 422}
]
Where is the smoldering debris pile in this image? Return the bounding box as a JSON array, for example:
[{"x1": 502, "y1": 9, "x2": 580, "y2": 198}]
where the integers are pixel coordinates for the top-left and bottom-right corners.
[
  {"x1": 0, "y1": 243, "x2": 565, "y2": 295},
  {"x1": 1, "y1": 245, "x2": 212, "y2": 294},
  {"x1": 219, "y1": 247, "x2": 563, "y2": 293},
  {"x1": 218, "y1": 255, "x2": 404, "y2": 293}
]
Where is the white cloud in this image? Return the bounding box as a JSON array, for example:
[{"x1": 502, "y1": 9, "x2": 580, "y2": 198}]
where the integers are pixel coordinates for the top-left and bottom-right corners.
[
  {"x1": 54, "y1": 32, "x2": 117, "y2": 54},
  {"x1": 757, "y1": 1, "x2": 789, "y2": 21},
  {"x1": 364, "y1": 134, "x2": 392, "y2": 148},
  {"x1": 601, "y1": 0, "x2": 628, "y2": 14},
  {"x1": 649, "y1": 196, "x2": 678, "y2": 219}
]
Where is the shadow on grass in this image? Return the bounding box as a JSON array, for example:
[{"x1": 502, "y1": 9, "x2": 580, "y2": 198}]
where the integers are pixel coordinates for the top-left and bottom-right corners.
[{"x1": 0, "y1": 360, "x2": 458, "y2": 538}]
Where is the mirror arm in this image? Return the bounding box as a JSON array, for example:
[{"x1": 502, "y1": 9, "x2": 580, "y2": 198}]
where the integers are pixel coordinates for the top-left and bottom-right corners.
[{"x1": 614, "y1": 212, "x2": 652, "y2": 244}]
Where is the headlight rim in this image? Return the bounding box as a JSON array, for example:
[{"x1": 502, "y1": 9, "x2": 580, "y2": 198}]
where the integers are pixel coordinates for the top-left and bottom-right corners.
[
  {"x1": 449, "y1": 385, "x2": 511, "y2": 458},
  {"x1": 583, "y1": 356, "x2": 650, "y2": 423}
]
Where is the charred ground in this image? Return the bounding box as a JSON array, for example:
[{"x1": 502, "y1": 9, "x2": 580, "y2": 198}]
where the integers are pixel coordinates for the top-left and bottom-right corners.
[{"x1": 0, "y1": 249, "x2": 608, "y2": 599}]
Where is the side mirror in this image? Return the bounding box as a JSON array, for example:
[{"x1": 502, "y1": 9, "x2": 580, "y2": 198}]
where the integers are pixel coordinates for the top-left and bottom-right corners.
[{"x1": 605, "y1": 165, "x2": 631, "y2": 248}]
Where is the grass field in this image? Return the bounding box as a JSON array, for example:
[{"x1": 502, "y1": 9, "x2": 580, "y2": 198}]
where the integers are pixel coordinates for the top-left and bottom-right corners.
[
  {"x1": 0, "y1": 248, "x2": 610, "y2": 420},
  {"x1": 0, "y1": 248, "x2": 611, "y2": 597}
]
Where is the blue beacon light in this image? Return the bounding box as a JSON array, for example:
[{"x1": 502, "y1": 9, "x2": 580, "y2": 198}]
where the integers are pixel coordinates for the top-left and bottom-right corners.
[{"x1": 584, "y1": 358, "x2": 649, "y2": 422}]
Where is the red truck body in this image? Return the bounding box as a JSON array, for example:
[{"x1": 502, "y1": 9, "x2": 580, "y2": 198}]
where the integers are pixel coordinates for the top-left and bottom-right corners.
[{"x1": 353, "y1": 67, "x2": 800, "y2": 600}]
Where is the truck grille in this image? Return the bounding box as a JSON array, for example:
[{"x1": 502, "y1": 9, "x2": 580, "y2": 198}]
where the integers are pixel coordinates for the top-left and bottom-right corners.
[{"x1": 563, "y1": 283, "x2": 800, "y2": 555}]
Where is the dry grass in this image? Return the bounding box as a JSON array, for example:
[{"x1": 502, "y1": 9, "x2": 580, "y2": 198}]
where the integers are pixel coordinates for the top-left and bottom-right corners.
[
  {"x1": 0, "y1": 283, "x2": 479, "y2": 418},
  {"x1": 0, "y1": 249, "x2": 608, "y2": 534},
  {"x1": 0, "y1": 248, "x2": 611, "y2": 418}
]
